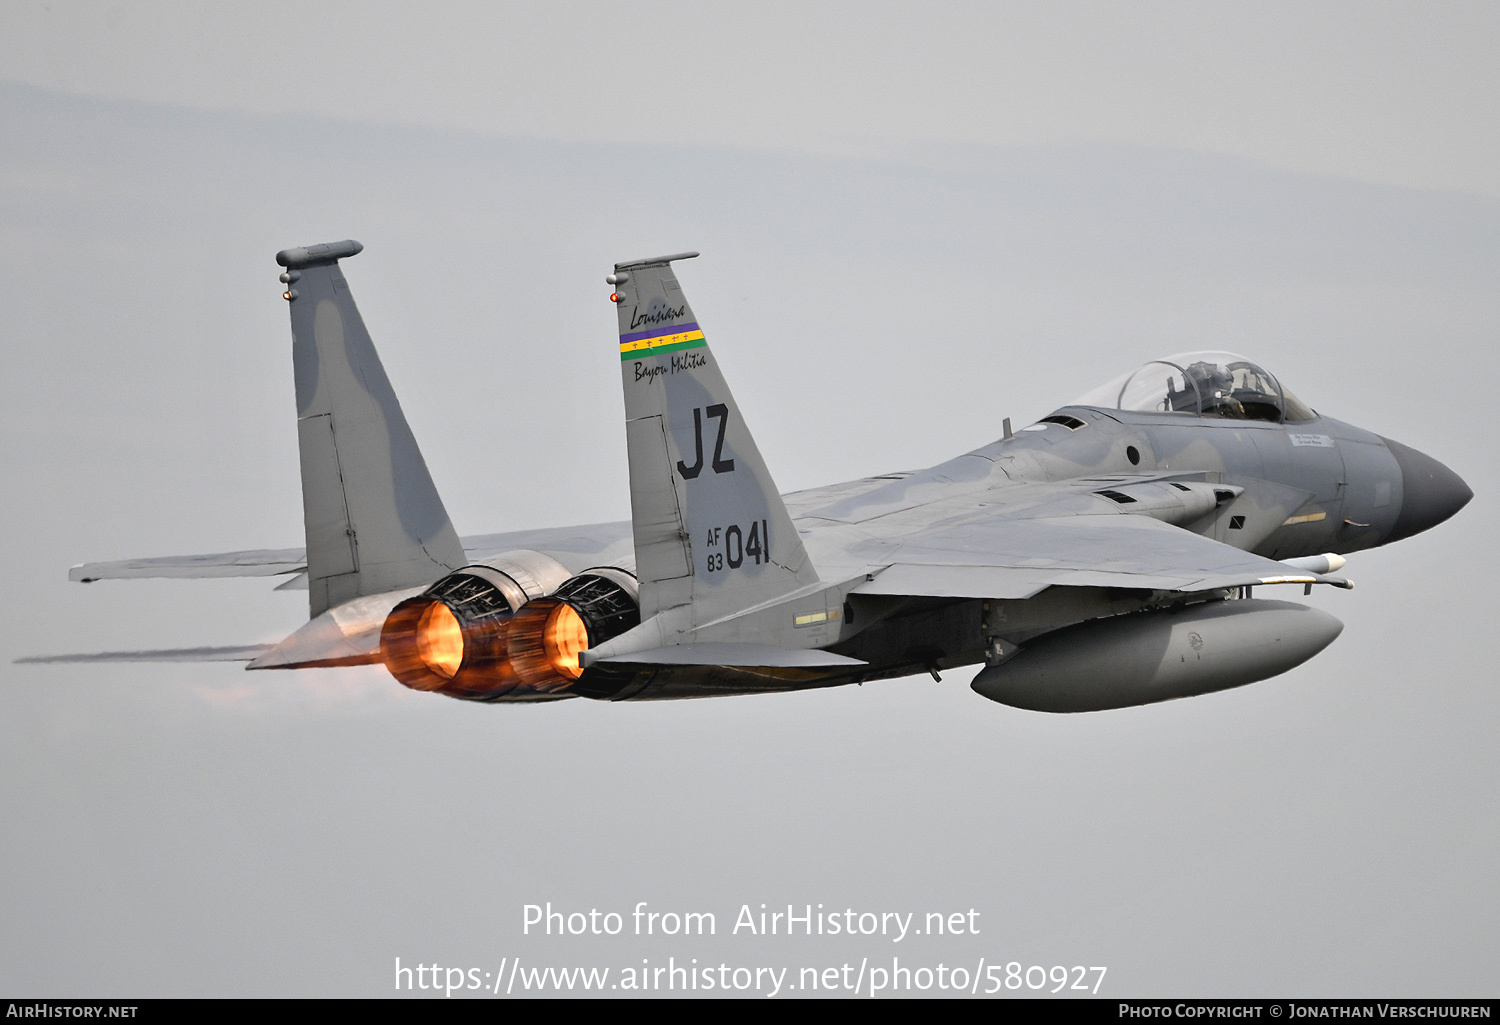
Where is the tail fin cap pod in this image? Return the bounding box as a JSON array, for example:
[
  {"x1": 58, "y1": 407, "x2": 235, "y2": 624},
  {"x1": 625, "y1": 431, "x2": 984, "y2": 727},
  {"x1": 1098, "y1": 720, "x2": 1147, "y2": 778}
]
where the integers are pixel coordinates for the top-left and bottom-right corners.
[
  {"x1": 612, "y1": 253, "x2": 818, "y2": 631},
  {"x1": 280, "y1": 241, "x2": 465, "y2": 618},
  {"x1": 277, "y1": 240, "x2": 364, "y2": 268},
  {"x1": 614, "y1": 251, "x2": 699, "y2": 272}
]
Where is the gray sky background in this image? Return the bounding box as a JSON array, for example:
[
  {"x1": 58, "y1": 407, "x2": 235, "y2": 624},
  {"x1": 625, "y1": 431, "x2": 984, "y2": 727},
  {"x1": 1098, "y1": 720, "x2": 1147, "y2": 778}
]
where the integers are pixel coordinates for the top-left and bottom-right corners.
[
  {"x1": 1, "y1": 3, "x2": 1496, "y2": 997},
  {"x1": 5, "y1": 0, "x2": 1500, "y2": 198}
]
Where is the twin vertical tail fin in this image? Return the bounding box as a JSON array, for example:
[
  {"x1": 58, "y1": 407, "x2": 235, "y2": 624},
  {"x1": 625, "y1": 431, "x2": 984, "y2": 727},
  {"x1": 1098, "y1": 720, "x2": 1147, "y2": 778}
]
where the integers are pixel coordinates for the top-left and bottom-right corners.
[
  {"x1": 277, "y1": 241, "x2": 464, "y2": 618},
  {"x1": 277, "y1": 242, "x2": 810, "y2": 635},
  {"x1": 612, "y1": 254, "x2": 818, "y2": 628}
]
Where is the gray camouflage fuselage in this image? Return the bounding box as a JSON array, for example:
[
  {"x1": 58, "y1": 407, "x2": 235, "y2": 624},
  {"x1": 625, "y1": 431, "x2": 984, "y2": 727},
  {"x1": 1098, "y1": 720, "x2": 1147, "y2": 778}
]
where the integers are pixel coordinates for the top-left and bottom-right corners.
[
  {"x1": 55, "y1": 243, "x2": 1472, "y2": 711},
  {"x1": 572, "y1": 397, "x2": 1464, "y2": 698}
]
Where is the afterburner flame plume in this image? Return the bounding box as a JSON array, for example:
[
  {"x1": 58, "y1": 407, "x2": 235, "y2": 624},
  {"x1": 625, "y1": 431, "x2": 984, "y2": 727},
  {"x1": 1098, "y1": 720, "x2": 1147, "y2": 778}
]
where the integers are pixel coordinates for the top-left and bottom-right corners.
[
  {"x1": 381, "y1": 566, "x2": 637, "y2": 700},
  {"x1": 507, "y1": 597, "x2": 574, "y2": 692},
  {"x1": 507, "y1": 570, "x2": 641, "y2": 692},
  {"x1": 543, "y1": 604, "x2": 588, "y2": 681},
  {"x1": 380, "y1": 594, "x2": 519, "y2": 699},
  {"x1": 381, "y1": 600, "x2": 449, "y2": 692},
  {"x1": 416, "y1": 602, "x2": 463, "y2": 678}
]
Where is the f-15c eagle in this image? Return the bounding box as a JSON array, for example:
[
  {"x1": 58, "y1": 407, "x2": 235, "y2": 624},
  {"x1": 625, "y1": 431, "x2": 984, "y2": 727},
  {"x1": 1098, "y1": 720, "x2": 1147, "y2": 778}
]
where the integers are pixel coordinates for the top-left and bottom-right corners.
[{"x1": 47, "y1": 241, "x2": 1471, "y2": 711}]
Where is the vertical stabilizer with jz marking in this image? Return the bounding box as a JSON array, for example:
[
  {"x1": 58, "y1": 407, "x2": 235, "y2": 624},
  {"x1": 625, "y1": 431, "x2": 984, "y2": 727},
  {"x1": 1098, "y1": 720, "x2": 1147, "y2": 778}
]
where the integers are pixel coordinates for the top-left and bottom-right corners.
[
  {"x1": 277, "y1": 241, "x2": 464, "y2": 618},
  {"x1": 611, "y1": 253, "x2": 818, "y2": 632}
]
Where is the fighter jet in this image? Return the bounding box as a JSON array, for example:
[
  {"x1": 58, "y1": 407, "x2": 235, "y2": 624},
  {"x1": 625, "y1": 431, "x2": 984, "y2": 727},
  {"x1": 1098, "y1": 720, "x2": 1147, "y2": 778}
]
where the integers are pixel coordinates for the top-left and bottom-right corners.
[{"x1": 53, "y1": 241, "x2": 1472, "y2": 711}]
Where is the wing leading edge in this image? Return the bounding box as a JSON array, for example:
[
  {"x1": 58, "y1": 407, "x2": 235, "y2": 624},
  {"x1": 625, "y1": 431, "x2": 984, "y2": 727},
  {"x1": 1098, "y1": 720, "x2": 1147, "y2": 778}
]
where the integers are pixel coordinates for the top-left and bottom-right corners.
[{"x1": 852, "y1": 513, "x2": 1351, "y2": 600}]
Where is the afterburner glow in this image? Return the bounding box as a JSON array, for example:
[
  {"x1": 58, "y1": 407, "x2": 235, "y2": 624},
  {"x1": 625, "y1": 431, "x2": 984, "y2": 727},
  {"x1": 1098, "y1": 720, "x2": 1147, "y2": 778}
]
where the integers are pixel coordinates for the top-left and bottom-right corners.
[
  {"x1": 416, "y1": 602, "x2": 463, "y2": 678},
  {"x1": 543, "y1": 604, "x2": 588, "y2": 680}
]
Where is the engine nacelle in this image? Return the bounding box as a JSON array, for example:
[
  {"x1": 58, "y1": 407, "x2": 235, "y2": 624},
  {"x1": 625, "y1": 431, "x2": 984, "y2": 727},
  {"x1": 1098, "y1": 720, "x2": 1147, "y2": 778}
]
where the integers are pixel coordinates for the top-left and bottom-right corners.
[
  {"x1": 971, "y1": 598, "x2": 1342, "y2": 712},
  {"x1": 506, "y1": 568, "x2": 641, "y2": 694},
  {"x1": 379, "y1": 550, "x2": 571, "y2": 700}
]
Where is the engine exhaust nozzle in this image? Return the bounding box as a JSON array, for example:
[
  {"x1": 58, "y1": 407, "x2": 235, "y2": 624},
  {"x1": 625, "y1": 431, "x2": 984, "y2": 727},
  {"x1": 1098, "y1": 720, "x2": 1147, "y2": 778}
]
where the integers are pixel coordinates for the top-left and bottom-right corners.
[
  {"x1": 507, "y1": 569, "x2": 641, "y2": 693},
  {"x1": 379, "y1": 551, "x2": 571, "y2": 700}
]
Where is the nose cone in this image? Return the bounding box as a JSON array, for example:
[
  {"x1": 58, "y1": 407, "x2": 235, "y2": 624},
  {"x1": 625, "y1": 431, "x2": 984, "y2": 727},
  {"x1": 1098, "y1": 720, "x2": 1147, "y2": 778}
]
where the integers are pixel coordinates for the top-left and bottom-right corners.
[{"x1": 1380, "y1": 436, "x2": 1473, "y2": 543}]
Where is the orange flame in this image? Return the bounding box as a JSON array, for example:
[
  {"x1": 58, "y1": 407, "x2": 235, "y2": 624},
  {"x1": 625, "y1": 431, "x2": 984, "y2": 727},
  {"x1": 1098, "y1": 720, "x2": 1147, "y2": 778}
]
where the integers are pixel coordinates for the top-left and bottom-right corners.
[
  {"x1": 416, "y1": 602, "x2": 464, "y2": 679},
  {"x1": 543, "y1": 604, "x2": 588, "y2": 680}
]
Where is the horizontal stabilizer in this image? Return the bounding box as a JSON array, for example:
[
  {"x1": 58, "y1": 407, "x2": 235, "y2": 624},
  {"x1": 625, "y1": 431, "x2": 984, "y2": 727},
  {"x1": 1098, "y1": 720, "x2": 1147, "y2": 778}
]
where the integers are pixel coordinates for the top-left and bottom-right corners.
[
  {"x1": 70, "y1": 549, "x2": 305, "y2": 582},
  {"x1": 65, "y1": 524, "x2": 639, "y2": 584},
  {"x1": 592, "y1": 642, "x2": 865, "y2": 668},
  {"x1": 16, "y1": 645, "x2": 272, "y2": 664}
]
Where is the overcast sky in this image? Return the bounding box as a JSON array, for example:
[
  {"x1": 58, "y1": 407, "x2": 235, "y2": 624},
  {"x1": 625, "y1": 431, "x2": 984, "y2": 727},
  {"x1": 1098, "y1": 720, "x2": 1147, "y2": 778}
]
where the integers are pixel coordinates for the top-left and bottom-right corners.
[
  {"x1": 5, "y1": 1, "x2": 1500, "y2": 198},
  {"x1": 1, "y1": 2, "x2": 1496, "y2": 999}
]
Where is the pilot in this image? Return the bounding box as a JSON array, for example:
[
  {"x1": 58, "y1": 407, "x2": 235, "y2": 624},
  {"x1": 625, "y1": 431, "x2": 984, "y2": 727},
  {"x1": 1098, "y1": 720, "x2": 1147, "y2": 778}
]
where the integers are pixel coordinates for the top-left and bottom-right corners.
[{"x1": 1184, "y1": 361, "x2": 1245, "y2": 419}]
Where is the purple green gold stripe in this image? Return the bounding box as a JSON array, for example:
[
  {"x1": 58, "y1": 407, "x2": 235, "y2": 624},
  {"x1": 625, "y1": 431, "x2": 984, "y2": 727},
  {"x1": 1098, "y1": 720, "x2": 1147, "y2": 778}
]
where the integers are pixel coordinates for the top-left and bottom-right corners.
[
  {"x1": 620, "y1": 320, "x2": 700, "y2": 344},
  {"x1": 619, "y1": 328, "x2": 707, "y2": 360}
]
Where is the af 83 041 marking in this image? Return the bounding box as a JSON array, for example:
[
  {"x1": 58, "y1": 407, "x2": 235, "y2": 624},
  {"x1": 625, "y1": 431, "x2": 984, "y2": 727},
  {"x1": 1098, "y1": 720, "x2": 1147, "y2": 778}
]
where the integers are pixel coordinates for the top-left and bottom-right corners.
[{"x1": 703, "y1": 520, "x2": 770, "y2": 573}]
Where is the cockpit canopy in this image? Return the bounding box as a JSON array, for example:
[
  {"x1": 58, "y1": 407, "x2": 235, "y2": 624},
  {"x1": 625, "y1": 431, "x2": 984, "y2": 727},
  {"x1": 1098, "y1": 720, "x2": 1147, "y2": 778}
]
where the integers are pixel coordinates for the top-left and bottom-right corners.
[{"x1": 1070, "y1": 351, "x2": 1316, "y2": 423}]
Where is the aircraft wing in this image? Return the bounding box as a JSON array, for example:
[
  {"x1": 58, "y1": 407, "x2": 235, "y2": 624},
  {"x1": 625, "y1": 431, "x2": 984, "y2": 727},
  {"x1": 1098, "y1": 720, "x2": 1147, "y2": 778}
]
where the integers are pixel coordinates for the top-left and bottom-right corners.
[{"x1": 851, "y1": 513, "x2": 1348, "y2": 599}]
